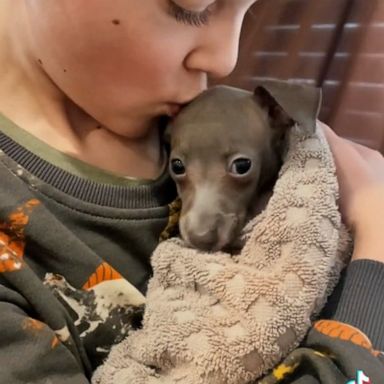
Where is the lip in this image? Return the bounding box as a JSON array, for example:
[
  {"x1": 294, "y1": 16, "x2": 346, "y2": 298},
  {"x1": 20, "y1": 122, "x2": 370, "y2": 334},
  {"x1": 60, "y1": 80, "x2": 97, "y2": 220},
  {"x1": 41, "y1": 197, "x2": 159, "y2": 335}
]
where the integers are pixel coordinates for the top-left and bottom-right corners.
[
  {"x1": 166, "y1": 103, "x2": 183, "y2": 118},
  {"x1": 166, "y1": 91, "x2": 204, "y2": 117}
]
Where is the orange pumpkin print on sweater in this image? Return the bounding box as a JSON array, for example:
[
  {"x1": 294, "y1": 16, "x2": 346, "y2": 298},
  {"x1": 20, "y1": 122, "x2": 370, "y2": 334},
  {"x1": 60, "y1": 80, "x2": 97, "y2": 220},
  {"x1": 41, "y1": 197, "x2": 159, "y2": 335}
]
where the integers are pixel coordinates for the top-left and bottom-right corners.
[
  {"x1": 0, "y1": 199, "x2": 40, "y2": 273},
  {"x1": 315, "y1": 320, "x2": 381, "y2": 357}
]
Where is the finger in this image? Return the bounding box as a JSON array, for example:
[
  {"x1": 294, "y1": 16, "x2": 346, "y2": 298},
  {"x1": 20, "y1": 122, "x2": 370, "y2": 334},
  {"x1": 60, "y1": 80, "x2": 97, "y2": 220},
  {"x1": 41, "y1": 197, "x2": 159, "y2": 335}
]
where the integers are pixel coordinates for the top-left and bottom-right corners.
[
  {"x1": 320, "y1": 124, "x2": 349, "y2": 153},
  {"x1": 348, "y1": 140, "x2": 383, "y2": 159},
  {"x1": 319, "y1": 122, "x2": 338, "y2": 140},
  {"x1": 320, "y1": 123, "x2": 372, "y2": 172},
  {"x1": 343, "y1": 136, "x2": 372, "y2": 151},
  {"x1": 322, "y1": 126, "x2": 353, "y2": 156},
  {"x1": 321, "y1": 126, "x2": 365, "y2": 160}
]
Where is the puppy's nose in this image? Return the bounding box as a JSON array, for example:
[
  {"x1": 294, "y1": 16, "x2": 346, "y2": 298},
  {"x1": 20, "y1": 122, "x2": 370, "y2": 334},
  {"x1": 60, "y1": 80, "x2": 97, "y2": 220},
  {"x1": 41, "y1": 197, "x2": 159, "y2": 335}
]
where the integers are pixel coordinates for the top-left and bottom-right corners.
[{"x1": 188, "y1": 228, "x2": 218, "y2": 251}]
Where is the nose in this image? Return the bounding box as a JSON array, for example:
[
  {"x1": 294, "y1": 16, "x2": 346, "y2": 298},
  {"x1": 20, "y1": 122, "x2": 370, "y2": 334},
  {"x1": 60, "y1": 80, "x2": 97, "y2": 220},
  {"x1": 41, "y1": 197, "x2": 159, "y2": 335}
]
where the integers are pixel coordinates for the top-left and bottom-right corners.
[
  {"x1": 183, "y1": 212, "x2": 221, "y2": 251},
  {"x1": 188, "y1": 227, "x2": 219, "y2": 251},
  {"x1": 184, "y1": 14, "x2": 244, "y2": 79}
]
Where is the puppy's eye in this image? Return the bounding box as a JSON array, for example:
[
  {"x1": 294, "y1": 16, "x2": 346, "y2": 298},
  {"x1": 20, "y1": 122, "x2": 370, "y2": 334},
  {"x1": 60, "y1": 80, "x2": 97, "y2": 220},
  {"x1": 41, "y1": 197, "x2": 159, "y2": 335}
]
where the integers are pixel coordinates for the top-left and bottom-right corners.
[
  {"x1": 229, "y1": 157, "x2": 252, "y2": 176},
  {"x1": 170, "y1": 158, "x2": 186, "y2": 176}
]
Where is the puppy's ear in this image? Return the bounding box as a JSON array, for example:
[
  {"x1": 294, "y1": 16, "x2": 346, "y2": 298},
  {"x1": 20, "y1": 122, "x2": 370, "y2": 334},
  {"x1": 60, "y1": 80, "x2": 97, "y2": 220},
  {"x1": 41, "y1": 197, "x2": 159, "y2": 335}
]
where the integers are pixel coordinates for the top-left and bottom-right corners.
[{"x1": 254, "y1": 79, "x2": 322, "y2": 135}]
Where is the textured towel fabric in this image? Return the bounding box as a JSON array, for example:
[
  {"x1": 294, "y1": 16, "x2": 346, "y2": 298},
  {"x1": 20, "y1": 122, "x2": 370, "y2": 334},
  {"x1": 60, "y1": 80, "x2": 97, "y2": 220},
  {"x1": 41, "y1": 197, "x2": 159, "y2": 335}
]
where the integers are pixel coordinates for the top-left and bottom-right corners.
[{"x1": 93, "y1": 125, "x2": 351, "y2": 384}]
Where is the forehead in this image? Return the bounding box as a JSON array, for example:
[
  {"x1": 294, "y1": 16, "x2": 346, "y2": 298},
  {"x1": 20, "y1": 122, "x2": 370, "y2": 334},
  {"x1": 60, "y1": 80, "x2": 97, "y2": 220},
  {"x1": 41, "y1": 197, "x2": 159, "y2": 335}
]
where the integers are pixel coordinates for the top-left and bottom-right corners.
[
  {"x1": 170, "y1": 118, "x2": 269, "y2": 162},
  {"x1": 171, "y1": 88, "x2": 269, "y2": 153}
]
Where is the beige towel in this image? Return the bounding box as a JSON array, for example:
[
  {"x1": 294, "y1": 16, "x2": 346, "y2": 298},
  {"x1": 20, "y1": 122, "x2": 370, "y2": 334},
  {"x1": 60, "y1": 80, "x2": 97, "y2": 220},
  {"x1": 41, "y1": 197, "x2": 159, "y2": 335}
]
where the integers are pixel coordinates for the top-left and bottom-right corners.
[{"x1": 93, "y1": 124, "x2": 350, "y2": 384}]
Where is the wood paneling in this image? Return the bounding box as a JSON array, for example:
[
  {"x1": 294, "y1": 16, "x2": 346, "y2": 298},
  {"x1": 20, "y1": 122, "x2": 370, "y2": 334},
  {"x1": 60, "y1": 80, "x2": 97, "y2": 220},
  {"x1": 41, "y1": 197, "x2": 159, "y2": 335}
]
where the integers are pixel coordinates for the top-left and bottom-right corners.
[{"x1": 217, "y1": 0, "x2": 383, "y2": 152}]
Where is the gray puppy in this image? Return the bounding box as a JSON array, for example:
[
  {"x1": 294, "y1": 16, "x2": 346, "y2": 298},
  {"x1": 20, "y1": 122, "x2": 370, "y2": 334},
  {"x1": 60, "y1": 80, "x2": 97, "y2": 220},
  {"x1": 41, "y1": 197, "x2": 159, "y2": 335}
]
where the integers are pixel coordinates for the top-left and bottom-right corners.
[{"x1": 168, "y1": 80, "x2": 321, "y2": 251}]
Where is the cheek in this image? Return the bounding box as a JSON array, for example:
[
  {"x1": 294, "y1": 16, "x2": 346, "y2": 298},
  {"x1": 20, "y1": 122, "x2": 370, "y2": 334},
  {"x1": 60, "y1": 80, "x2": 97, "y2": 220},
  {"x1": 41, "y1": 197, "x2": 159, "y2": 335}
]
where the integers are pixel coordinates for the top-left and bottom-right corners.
[
  {"x1": 177, "y1": 180, "x2": 194, "y2": 214},
  {"x1": 110, "y1": 37, "x2": 184, "y2": 94},
  {"x1": 219, "y1": 177, "x2": 258, "y2": 213},
  {"x1": 29, "y1": 1, "x2": 190, "y2": 112}
]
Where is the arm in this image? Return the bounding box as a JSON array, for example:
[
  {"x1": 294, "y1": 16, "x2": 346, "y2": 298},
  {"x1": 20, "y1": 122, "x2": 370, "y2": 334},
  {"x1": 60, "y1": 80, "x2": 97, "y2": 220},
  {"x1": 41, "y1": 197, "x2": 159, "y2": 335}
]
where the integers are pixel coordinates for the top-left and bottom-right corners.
[
  {"x1": 324, "y1": 259, "x2": 384, "y2": 352},
  {"x1": 321, "y1": 124, "x2": 384, "y2": 350},
  {"x1": 0, "y1": 283, "x2": 90, "y2": 384},
  {"x1": 262, "y1": 318, "x2": 384, "y2": 384}
]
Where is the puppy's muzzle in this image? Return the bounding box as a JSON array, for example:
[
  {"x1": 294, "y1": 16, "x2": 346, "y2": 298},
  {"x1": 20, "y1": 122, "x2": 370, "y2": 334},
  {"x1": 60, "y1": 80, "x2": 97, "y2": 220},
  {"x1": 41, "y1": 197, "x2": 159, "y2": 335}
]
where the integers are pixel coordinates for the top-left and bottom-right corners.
[{"x1": 181, "y1": 212, "x2": 239, "y2": 252}]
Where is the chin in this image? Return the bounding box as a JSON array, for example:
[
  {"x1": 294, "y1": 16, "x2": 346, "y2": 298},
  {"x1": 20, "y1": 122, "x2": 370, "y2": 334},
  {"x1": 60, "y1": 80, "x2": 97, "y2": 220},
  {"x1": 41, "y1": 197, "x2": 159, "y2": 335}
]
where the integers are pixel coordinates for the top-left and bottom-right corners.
[{"x1": 106, "y1": 114, "x2": 159, "y2": 140}]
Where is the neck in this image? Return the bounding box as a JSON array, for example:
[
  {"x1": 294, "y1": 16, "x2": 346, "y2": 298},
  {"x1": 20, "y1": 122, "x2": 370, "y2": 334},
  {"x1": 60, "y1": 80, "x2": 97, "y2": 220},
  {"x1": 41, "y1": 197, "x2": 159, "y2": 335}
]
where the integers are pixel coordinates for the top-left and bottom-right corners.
[{"x1": 0, "y1": 1, "x2": 164, "y2": 179}]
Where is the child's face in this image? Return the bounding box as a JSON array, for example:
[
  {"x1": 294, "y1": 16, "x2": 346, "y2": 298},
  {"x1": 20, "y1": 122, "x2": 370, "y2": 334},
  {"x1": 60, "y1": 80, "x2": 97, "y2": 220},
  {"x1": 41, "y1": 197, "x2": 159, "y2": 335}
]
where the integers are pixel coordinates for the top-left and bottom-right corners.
[{"x1": 25, "y1": 0, "x2": 255, "y2": 137}]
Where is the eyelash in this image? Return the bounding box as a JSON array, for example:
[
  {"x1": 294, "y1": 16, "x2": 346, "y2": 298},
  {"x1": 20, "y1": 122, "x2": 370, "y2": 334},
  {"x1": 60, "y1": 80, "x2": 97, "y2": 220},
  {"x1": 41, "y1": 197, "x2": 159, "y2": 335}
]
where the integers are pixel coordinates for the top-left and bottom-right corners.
[{"x1": 168, "y1": 1, "x2": 213, "y2": 27}]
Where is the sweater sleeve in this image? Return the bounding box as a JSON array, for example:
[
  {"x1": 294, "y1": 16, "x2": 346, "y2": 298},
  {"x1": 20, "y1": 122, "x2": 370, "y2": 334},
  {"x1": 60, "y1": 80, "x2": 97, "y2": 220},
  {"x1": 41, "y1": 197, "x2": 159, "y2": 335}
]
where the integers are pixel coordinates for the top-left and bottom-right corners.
[
  {"x1": 322, "y1": 259, "x2": 384, "y2": 350},
  {"x1": 259, "y1": 320, "x2": 384, "y2": 383},
  {"x1": 259, "y1": 260, "x2": 384, "y2": 383},
  {"x1": 0, "y1": 284, "x2": 90, "y2": 384}
]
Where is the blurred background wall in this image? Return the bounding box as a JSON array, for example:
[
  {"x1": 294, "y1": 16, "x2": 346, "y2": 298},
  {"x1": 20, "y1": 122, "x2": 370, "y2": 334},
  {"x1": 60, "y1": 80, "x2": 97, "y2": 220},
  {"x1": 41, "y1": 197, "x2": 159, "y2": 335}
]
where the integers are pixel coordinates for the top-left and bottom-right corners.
[{"x1": 218, "y1": 0, "x2": 384, "y2": 152}]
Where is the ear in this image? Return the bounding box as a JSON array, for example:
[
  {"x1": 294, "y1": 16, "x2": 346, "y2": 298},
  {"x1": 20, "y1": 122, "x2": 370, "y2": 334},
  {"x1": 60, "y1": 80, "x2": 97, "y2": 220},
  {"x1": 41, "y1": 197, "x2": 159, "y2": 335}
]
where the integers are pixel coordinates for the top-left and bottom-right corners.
[{"x1": 254, "y1": 79, "x2": 322, "y2": 135}]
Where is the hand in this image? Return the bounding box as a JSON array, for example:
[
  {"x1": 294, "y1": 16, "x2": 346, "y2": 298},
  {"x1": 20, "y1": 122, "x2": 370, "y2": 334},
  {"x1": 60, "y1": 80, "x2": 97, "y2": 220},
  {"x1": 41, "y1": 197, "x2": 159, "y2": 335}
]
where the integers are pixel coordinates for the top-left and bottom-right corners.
[{"x1": 321, "y1": 122, "x2": 384, "y2": 262}]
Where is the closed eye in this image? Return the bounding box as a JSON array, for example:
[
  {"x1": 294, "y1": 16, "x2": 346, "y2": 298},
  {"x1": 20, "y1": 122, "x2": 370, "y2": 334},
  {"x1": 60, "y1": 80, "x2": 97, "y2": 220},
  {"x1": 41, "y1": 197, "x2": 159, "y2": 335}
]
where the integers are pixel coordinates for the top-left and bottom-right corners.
[{"x1": 168, "y1": 0, "x2": 215, "y2": 27}]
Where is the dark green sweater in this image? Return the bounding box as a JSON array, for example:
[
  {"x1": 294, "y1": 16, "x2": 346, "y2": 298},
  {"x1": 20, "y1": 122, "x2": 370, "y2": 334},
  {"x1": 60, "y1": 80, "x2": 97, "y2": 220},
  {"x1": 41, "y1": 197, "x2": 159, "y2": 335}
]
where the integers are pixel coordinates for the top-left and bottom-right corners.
[{"x1": 0, "y1": 114, "x2": 383, "y2": 384}]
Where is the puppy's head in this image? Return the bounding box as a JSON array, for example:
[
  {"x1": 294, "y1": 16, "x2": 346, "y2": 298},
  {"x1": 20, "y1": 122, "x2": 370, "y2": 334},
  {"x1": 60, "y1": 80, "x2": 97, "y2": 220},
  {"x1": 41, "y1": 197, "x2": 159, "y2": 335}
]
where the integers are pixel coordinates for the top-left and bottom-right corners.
[{"x1": 168, "y1": 81, "x2": 321, "y2": 251}]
